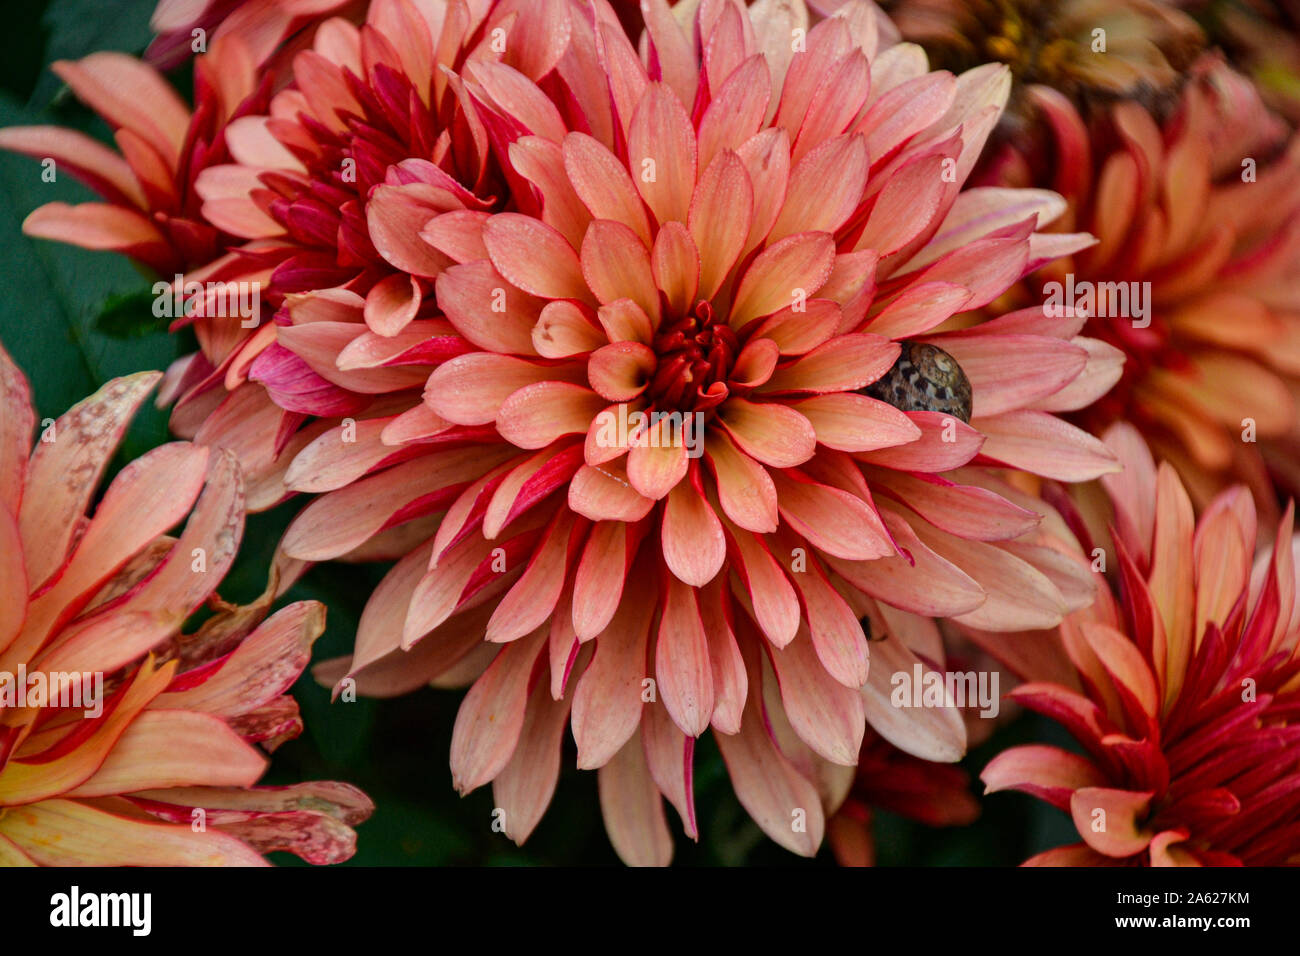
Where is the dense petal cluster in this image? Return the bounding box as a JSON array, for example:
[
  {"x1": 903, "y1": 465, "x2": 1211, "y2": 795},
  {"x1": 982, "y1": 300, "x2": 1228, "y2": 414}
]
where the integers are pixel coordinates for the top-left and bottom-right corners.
[
  {"x1": 983, "y1": 56, "x2": 1300, "y2": 516},
  {"x1": 0, "y1": 344, "x2": 371, "y2": 866},
  {"x1": 984, "y1": 424, "x2": 1300, "y2": 866},
  {"x1": 244, "y1": 0, "x2": 1126, "y2": 862}
]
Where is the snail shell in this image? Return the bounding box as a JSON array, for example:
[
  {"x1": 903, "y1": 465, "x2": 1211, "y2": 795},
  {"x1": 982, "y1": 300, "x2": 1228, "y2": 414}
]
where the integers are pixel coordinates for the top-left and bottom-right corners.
[{"x1": 863, "y1": 341, "x2": 972, "y2": 424}]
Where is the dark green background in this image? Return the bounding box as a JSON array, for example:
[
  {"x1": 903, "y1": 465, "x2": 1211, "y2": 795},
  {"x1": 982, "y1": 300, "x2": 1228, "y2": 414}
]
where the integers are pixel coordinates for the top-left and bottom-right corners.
[{"x1": 0, "y1": 0, "x2": 1078, "y2": 865}]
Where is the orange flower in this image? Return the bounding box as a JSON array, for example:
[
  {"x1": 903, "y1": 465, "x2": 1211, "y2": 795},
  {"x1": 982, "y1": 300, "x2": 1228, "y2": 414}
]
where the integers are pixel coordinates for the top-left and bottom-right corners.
[
  {"x1": 982, "y1": 56, "x2": 1300, "y2": 518},
  {"x1": 270, "y1": 0, "x2": 1121, "y2": 863},
  {"x1": 983, "y1": 423, "x2": 1300, "y2": 866},
  {"x1": 0, "y1": 344, "x2": 371, "y2": 865}
]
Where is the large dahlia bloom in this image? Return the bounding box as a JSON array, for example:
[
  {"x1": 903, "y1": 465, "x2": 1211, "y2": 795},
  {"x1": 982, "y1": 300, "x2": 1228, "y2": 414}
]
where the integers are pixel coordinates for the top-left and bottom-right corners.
[
  {"x1": 983, "y1": 423, "x2": 1300, "y2": 866},
  {"x1": 275, "y1": 0, "x2": 1120, "y2": 862},
  {"x1": 0, "y1": 344, "x2": 371, "y2": 866},
  {"x1": 982, "y1": 56, "x2": 1300, "y2": 515}
]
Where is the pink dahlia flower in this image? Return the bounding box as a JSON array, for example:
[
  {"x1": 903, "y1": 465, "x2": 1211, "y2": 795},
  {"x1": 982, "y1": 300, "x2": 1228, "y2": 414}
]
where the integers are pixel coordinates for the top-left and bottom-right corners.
[
  {"x1": 0, "y1": 343, "x2": 371, "y2": 865},
  {"x1": 983, "y1": 423, "x2": 1300, "y2": 866},
  {"x1": 266, "y1": 0, "x2": 1121, "y2": 863}
]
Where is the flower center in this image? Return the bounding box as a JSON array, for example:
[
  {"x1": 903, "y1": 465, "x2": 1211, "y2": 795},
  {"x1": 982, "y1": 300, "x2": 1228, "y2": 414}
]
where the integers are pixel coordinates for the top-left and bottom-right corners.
[{"x1": 646, "y1": 301, "x2": 739, "y2": 415}]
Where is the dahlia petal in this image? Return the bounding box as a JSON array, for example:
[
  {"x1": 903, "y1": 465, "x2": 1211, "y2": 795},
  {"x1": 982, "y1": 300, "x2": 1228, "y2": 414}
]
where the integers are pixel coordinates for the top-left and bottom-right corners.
[
  {"x1": 795, "y1": 395, "x2": 920, "y2": 455},
  {"x1": 824, "y1": 512, "x2": 985, "y2": 617},
  {"x1": 865, "y1": 281, "x2": 971, "y2": 339},
  {"x1": 484, "y1": 445, "x2": 585, "y2": 539},
  {"x1": 651, "y1": 222, "x2": 701, "y2": 315},
  {"x1": 700, "y1": 578, "x2": 748, "y2": 734},
  {"x1": 420, "y1": 209, "x2": 492, "y2": 264},
  {"x1": 483, "y1": 212, "x2": 591, "y2": 301},
  {"x1": 858, "y1": 68, "x2": 954, "y2": 158},
  {"x1": 715, "y1": 678, "x2": 825, "y2": 858},
  {"x1": 910, "y1": 521, "x2": 1069, "y2": 631},
  {"x1": 689, "y1": 150, "x2": 754, "y2": 300},
  {"x1": 762, "y1": 333, "x2": 899, "y2": 394},
  {"x1": 485, "y1": 509, "x2": 579, "y2": 643},
  {"x1": 791, "y1": 564, "x2": 870, "y2": 687},
  {"x1": 726, "y1": 527, "x2": 800, "y2": 647},
  {"x1": 696, "y1": 55, "x2": 771, "y2": 171},
  {"x1": 0, "y1": 800, "x2": 267, "y2": 867},
  {"x1": 492, "y1": 680, "x2": 572, "y2": 845},
  {"x1": 1150, "y1": 462, "x2": 1196, "y2": 703},
  {"x1": 929, "y1": 333, "x2": 1088, "y2": 418},
  {"x1": 573, "y1": 521, "x2": 633, "y2": 640},
  {"x1": 1029, "y1": 338, "x2": 1125, "y2": 413},
  {"x1": 768, "y1": 626, "x2": 865, "y2": 766},
  {"x1": 597, "y1": 733, "x2": 673, "y2": 866},
  {"x1": 769, "y1": 470, "x2": 894, "y2": 561},
  {"x1": 0, "y1": 510, "x2": 26, "y2": 650},
  {"x1": 1079, "y1": 621, "x2": 1160, "y2": 720},
  {"x1": 0, "y1": 662, "x2": 172, "y2": 805},
  {"x1": 66, "y1": 710, "x2": 266, "y2": 797},
  {"x1": 0, "y1": 125, "x2": 146, "y2": 208},
  {"x1": 792, "y1": 53, "x2": 871, "y2": 164},
  {"x1": 436, "y1": 260, "x2": 543, "y2": 356},
  {"x1": 563, "y1": 132, "x2": 653, "y2": 245},
  {"x1": 735, "y1": 128, "x2": 792, "y2": 254},
  {"x1": 656, "y1": 577, "x2": 714, "y2": 737},
  {"x1": 911, "y1": 188, "x2": 1067, "y2": 271},
  {"x1": 867, "y1": 470, "x2": 1041, "y2": 542},
  {"x1": 627, "y1": 82, "x2": 697, "y2": 228},
  {"x1": 426, "y1": 354, "x2": 583, "y2": 426},
  {"x1": 662, "y1": 478, "x2": 726, "y2": 587},
  {"x1": 568, "y1": 462, "x2": 656, "y2": 523},
  {"x1": 861, "y1": 630, "x2": 966, "y2": 761},
  {"x1": 533, "y1": 300, "x2": 606, "y2": 357},
  {"x1": 982, "y1": 745, "x2": 1108, "y2": 811},
  {"x1": 854, "y1": 154, "x2": 947, "y2": 256},
  {"x1": 638, "y1": 1, "x2": 699, "y2": 128},
  {"x1": 23, "y1": 202, "x2": 172, "y2": 270},
  {"x1": 729, "y1": 232, "x2": 837, "y2": 327},
  {"x1": 596, "y1": 298, "x2": 655, "y2": 344},
  {"x1": 718, "y1": 398, "x2": 816, "y2": 468},
  {"x1": 275, "y1": 325, "x2": 428, "y2": 396},
  {"x1": 156, "y1": 601, "x2": 323, "y2": 717},
  {"x1": 1071, "y1": 787, "x2": 1154, "y2": 858},
  {"x1": 52, "y1": 53, "x2": 190, "y2": 165},
  {"x1": 854, "y1": 410, "x2": 983, "y2": 471},
  {"x1": 581, "y1": 220, "x2": 661, "y2": 322},
  {"x1": 701, "y1": 442, "x2": 777, "y2": 544},
  {"x1": 282, "y1": 449, "x2": 514, "y2": 561},
  {"x1": 18, "y1": 370, "x2": 160, "y2": 593},
  {"x1": 1022, "y1": 844, "x2": 1117, "y2": 867},
  {"x1": 365, "y1": 184, "x2": 453, "y2": 278},
  {"x1": 495, "y1": 381, "x2": 607, "y2": 449},
  {"x1": 752, "y1": 299, "x2": 842, "y2": 354},
  {"x1": 627, "y1": 426, "x2": 690, "y2": 500},
  {"x1": 449, "y1": 627, "x2": 547, "y2": 794},
  {"x1": 22, "y1": 443, "x2": 207, "y2": 650},
  {"x1": 641, "y1": 696, "x2": 698, "y2": 839},
  {"x1": 572, "y1": 592, "x2": 653, "y2": 769},
  {"x1": 363, "y1": 272, "x2": 422, "y2": 337},
  {"x1": 468, "y1": 59, "x2": 567, "y2": 140},
  {"x1": 975, "y1": 410, "x2": 1120, "y2": 481}
]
